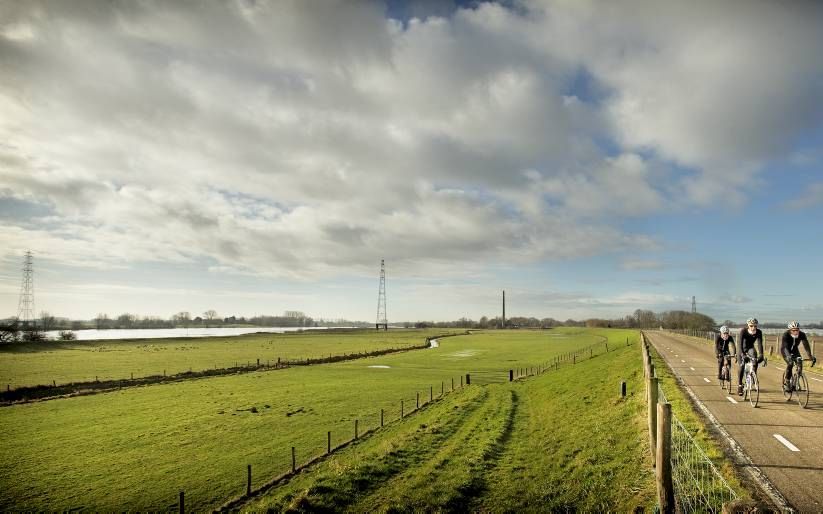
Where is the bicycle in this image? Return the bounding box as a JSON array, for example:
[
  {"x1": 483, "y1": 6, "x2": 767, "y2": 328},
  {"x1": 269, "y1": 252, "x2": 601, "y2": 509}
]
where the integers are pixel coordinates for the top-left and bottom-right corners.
[
  {"x1": 719, "y1": 354, "x2": 733, "y2": 393},
  {"x1": 783, "y1": 356, "x2": 812, "y2": 408},
  {"x1": 739, "y1": 355, "x2": 761, "y2": 407}
]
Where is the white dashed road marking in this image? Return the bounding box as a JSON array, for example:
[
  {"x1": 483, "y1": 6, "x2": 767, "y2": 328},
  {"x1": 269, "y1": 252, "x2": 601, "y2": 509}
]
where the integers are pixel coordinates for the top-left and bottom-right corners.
[
  {"x1": 681, "y1": 359, "x2": 686, "y2": 363},
  {"x1": 810, "y1": 377, "x2": 823, "y2": 383},
  {"x1": 727, "y1": 397, "x2": 738, "y2": 404},
  {"x1": 775, "y1": 366, "x2": 784, "y2": 371},
  {"x1": 690, "y1": 367, "x2": 696, "y2": 371},
  {"x1": 774, "y1": 434, "x2": 800, "y2": 452},
  {"x1": 703, "y1": 378, "x2": 711, "y2": 383}
]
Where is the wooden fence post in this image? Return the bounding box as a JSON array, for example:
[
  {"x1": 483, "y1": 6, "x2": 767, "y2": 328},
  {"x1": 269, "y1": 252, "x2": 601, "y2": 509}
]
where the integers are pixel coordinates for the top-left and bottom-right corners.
[
  {"x1": 327, "y1": 431, "x2": 331, "y2": 454},
  {"x1": 380, "y1": 409, "x2": 384, "y2": 427},
  {"x1": 465, "y1": 373, "x2": 471, "y2": 385},
  {"x1": 509, "y1": 370, "x2": 513, "y2": 382},
  {"x1": 656, "y1": 403, "x2": 674, "y2": 513},
  {"x1": 247, "y1": 464, "x2": 252, "y2": 495},
  {"x1": 430, "y1": 386, "x2": 433, "y2": 402},
  {"x1": 355, "y1": 419, "x2": 358, "y2": 439},
  {"x1": 416, "y1": 392, "x2": 419, "y2": 409},
  {"x1": 621, "y1": 381, "x2": 626, "y2": 397},
  {"x1": 649, "y1": 377, "x2": 658, "y2": 467},
  {"x1": 401, "y1": 400, "x2": 404, "y2": 418},
  {"x1": 179, "y1": 491, "x2": 184, "y2": 514},
  {"x1": 441, "y1": 381, "x2": 444, "y2": 396},
  {"x1": 291, "y1": 447, "x2": 296, "y2": 473}
]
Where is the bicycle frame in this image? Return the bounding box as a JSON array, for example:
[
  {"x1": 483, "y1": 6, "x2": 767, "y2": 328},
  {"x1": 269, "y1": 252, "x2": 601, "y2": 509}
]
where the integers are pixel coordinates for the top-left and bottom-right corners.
[
  {"x1": 784, "y1": 356, "x2": 809, "y2": 408},
  {"x1": 741, "y1": 355, "x2": 759, "y2": 407}
]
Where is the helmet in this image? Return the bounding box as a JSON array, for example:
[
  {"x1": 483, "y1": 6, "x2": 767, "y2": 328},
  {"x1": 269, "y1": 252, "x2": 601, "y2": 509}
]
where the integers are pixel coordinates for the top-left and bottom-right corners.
[
  {"x1": 719, "y1": 325, "x2": 730, "y2": 334},
  {"x1": 746, "y1": 317, "x2": 758, "y2": 326},
  {"x1": 788, "y1": 321, "x2": 800, "y2": 330}
]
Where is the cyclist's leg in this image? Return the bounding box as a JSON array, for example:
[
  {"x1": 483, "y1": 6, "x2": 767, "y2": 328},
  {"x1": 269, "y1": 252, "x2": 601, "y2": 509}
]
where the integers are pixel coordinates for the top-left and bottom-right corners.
[
  {"x1": 737, "y1": 355, "x2": 745, "y2": 394},
  {"x1": 717, "y1": 354, "x2": 724, "y2": 379},
  {"x1": 784, "y1": 361, "x2": 794, "y2": 390}
]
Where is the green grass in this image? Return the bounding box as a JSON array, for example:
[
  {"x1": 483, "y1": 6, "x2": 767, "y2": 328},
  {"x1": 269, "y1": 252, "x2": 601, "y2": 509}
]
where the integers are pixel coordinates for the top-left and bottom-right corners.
[
  {"x1": 1, "y1": 328, "x2": 609, "y2": 511},
  {"x1": 0, "y1": 329, "x2": 462, "y2": 388},
  {"x1": 243, "y1": 328, "x2": 656, "y2": 512},
  {"x1": 646, "y1": 334, "x2": 750, "y2": 501}
]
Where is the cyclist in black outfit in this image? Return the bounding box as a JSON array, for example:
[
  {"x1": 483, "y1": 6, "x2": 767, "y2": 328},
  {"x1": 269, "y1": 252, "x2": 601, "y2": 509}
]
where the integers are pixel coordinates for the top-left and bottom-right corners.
[
  {"x1": 714, "y1": 325, "x2": 736, "y2": 380},
  {"x1": 780, "y1": 321, "x2": 817, "y2": 392},
  {"x1": 736, "y1": 317, "x2": 764, "y2": 396}
]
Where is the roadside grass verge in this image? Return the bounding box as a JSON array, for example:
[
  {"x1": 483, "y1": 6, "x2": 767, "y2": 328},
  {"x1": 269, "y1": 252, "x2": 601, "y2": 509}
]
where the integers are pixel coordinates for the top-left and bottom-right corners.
[
  {"x1": 1, "y1": 328, "x2": 607, "y2": 511},
  {"x1": 242, "y1": 329, "x2": 656, "y2": 512},
  {"x1": 0, "y1": 329, "x2": 461, "y2": 389},
  {"x1": 646, "y1": 336, "x2": 751, "y2": 501}
]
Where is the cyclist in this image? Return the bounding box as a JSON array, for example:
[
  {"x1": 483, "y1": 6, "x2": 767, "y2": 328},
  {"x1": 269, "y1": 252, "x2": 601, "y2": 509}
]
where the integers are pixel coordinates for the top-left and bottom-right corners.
[
  {"x1": 736, "y1": 317, "x2": 764, "y2": 396},
  {"x1": 780, "y1": 321, "x2": 817, "y2": 392},
  {"x1": 715, "y1": 326, "x2": 736, "y2": 380}
]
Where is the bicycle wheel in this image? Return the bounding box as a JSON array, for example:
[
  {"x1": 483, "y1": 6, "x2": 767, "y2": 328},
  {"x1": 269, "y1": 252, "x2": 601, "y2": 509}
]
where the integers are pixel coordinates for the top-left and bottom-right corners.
[
  {"x1": 797, "y1": 374, "x2": 809, "y2": 408},
  {"x1": 749, "y1": 373, "x2": 759, "y2": 407}
]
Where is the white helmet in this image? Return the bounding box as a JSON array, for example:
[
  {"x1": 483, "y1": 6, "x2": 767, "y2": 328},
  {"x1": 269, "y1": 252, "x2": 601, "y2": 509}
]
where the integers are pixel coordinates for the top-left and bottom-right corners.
[
  {"x1": 719, "y1": 325, "x2": 729, "y2": 334},
  {"x1": 788, "y1": 321, "x2": 800, "y2": 330},
  {"x1": 746, "y1": 317, "x2": 758, "y2": 326}
]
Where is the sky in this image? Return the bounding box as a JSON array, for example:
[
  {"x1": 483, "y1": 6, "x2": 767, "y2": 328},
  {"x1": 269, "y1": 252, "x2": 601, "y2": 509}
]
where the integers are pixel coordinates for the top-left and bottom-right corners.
[{"x1": 1, "y1": 0, "x2": 822, "y2": 324}]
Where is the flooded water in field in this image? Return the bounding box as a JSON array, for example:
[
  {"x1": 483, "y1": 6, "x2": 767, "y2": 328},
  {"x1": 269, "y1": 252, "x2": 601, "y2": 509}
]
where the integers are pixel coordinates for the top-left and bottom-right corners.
[
  {"x1": 43, "y1": 326, "x2": 351, "y2": 341},
  {"x1": 367, "y1": 365, "x2": 391, "y2": 369}
]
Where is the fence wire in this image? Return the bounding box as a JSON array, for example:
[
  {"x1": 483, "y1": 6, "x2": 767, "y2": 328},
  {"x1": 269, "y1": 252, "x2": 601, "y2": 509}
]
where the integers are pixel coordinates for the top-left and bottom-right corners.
[{"x1": 656, "y1": 366, "x2": 738, "y2": 513}]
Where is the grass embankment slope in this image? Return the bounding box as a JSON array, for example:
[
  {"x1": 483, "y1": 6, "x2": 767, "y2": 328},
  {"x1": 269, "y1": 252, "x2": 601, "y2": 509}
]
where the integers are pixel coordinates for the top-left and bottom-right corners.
[
  {"x1": 0, "y1": 329, "x2": 461, "y2": 388},
  {"x1": 244, "y1": 329, "x2": 656, "y2": 512}
]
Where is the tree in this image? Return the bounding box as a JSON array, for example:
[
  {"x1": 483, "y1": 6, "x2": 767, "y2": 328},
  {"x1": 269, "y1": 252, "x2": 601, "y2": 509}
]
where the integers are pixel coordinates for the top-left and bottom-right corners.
[
  {"x1": 95, "y1": 313, "x2": 110, "y2": 330},
  {"x1": 116, "y1": 313, "x2": 136, "y2": 328},
  {"x1": 203, "y1": 310, "x2": 218, "y2": 325},
  {"x1": 172, "y1": 311, "x2": 191, "y2": 327},
  {"x1": 40, "y1": 311, "x2": 56, "y2": 332}
]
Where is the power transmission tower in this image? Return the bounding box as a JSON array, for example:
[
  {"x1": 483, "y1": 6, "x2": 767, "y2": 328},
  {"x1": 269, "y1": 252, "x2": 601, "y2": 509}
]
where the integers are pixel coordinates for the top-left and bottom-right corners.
[
  {"x1": 375, "y1": 259, "x2": 387, "y2": 331},
  {"x1": 691, "y1": 296, "x2": 697, "y2": 314},
  {"x1": 17, "y1": 251, "x2": 35, "y2": 327}
]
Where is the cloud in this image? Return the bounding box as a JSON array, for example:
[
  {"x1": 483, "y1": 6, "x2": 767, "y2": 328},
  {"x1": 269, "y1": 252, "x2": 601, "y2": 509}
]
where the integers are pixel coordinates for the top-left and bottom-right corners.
[
  {"x1": 620, "y1": 258, "x2": 664, "y2": 271},
  {"x1": 1, "y1": 0, "x2": 821, "y2": 281},
  {"x1": 786, "y1": 182, "x2": 823, "y2": 209}
]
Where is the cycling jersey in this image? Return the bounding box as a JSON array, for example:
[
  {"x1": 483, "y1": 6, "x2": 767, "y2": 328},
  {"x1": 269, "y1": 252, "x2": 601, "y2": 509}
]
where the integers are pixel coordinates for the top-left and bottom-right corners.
[
  {"x1": 737, "y1": 327, "x2": 764, "y2": 359},
  {"x1": 715, "y1": 335, "x2": 735, "y2": 355},
  {"x1": 780, "y1": 330, "x2": 812, "y2": 360}
]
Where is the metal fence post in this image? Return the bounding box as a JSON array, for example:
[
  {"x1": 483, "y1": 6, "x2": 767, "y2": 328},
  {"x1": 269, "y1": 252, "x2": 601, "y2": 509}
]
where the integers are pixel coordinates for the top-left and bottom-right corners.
[{"x1": 656, "y1": 403, "x2": 674, "y2": 513}]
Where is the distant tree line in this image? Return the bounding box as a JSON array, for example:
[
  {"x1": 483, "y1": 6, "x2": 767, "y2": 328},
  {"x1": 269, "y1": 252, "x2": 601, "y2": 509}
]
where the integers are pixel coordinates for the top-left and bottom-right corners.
[
  {"x1": 402, "y1": 310, "x2": 823, "y2": 332},
  {"x1": 3, "y1": 307, "x2": 821, "y2": 344}
]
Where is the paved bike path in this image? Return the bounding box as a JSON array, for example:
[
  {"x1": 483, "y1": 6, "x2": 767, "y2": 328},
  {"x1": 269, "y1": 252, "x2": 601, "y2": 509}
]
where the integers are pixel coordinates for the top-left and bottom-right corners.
[{"x1": 646, "y1": 331, "x2": 823, "y2": 513}]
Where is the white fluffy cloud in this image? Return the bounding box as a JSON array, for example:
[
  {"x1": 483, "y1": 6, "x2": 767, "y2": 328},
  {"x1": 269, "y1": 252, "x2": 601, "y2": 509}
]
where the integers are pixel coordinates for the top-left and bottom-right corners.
[{"x1": 1, "y1": 0, "x2": 821, "y2": 279}]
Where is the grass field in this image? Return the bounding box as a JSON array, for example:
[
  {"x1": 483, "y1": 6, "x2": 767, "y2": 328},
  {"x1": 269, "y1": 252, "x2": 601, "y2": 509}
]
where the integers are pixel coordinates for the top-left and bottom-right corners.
[
  {"x1": 0, "y1": 328, "x2": 634, "y2": 511},
  {"x1": 242, "y1": 329, "x2": 655, "y2": 512},
  {"x1": 0, "y1": 329, "x2": 463, "y2": 389}
]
